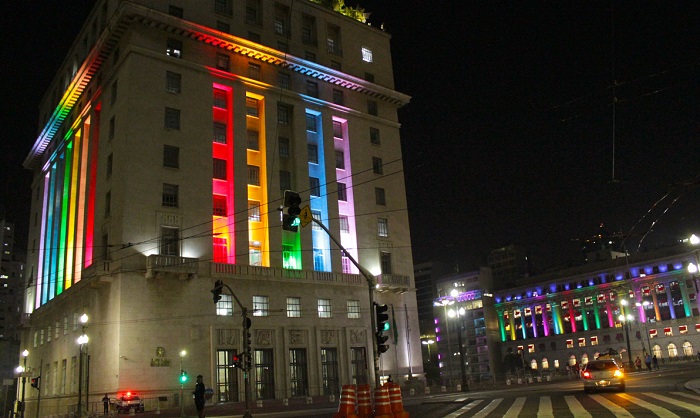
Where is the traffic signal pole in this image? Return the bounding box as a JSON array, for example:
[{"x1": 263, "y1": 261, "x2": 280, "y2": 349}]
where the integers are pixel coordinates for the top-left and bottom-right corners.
[
  {"x1": 212, "y1": 281, "x2": 252, "y2": 418},
  {"x1": 308, "y1": 218, "x2": 382, "y2": 388}
]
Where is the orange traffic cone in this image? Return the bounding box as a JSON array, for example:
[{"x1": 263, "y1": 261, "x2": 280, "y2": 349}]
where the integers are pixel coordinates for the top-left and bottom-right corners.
[
  {"x1": 388, "y1": 383, "x2": 409, "y2": 418},
  {"x1": 373, "y1": 386, "x2": 393, "y2": 418},
  {"x1": 357, "y1": 384, "x2": 373, "y2": 418},
  {"x1": 333, "y1": 384, "x2": 358, "y2": 418}
]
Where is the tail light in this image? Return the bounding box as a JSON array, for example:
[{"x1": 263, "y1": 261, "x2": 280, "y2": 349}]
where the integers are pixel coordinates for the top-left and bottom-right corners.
[
  {"x1": 614, "y1": 370, "x2": 624, "y2": 378},
  {"x1": 582, "y1": 371, "x2": 592, "y2": 379}
]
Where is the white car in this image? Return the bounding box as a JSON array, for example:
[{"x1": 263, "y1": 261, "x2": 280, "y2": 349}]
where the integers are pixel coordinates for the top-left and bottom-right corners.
[{"x1": 581, "y1": 359, "x2": 625, "y2": 393}]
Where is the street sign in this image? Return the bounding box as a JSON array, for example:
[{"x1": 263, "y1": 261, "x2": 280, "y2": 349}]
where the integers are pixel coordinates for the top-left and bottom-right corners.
[{"x1": 299, "y1": 205, "x2": 312, "y2": 228}]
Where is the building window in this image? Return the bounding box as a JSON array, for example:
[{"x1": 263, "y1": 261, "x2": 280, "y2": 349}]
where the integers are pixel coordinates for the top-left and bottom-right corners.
[
  {"x1": 160, "y1": 227, "x2": 180, "y2": 256},
  {"x1": 378, "y1": 218, "x2": 388, "y2": 237},
  {"x1": 367, "y1": 100, "x2": 378, "y2": 116},
  {"x1": 339, "y1": 215, "x2": 349, "y2": 233},
  {"x1": 166, "y1": 71, "x2": 181, "y2": 93},
  {"x1": 321, "y1": 349, "x2": 339, "y2": 396},
  {"x1": 213, "y1": 158, "x2": 227, "y2": 180},
  {"x1": 216, "y1": 53, "x2": 230, "y2": 71},
  {"x1": 313, "y1": 248, "x2": 324, "y2": 270},
  {"x1": 279, "y1": 170, "x2": 291, "y2": 191},
  {"x1": 370, "y1": 127, "x2": 380, "y2": 145},
  {"x1": 245, "y1": 0, "x2": 261, "y2": 25},
  {"x1": 312, "y1": 210, "x2": 322, "y2": 231},
  {"x1": 345, "y1": 300, "x2": 360, "y2": 319},
  {"x1": 361, "y1": 47, "x2": 373, "y2": 62},
  {"x1": 306, "y1": 81, "x2": 318, "y2": 98},
  {"x1": 332, "y1": 89, "x2": 344, "y2": 105},
  {"x1": 351, "y1": 347, "x2": 368, "y2": 385},
  {"x1": 278, "y1": 72, "x2": 290, "y2": 89},
  {"x1": 167, "y1": 38, "x2": 183, "y2": 58},
  {"x1": 214, "y1": 89, "x2": 227, "y2": 108},
  {"x1": 337, "y1": 182, "x2": 347, "y2": 201},
  {"x1": 375, "y1": 187, "x2": 386, "y2": 205},
  {"x1": 307, "y1": 144, "x2": 318, "y2": 164},
  {"x1": 253, "y1": 295, "x2": 269, "y2": 317},
  {"x1": 279, "y1": 137, "x2": 290, "y2": 158},
  {"x1": 216, "y1": 294, "x2": 233, "y2": 316},
  {"x1": 163, "y1": 145, "x2": 179, "y2": 168},
  {"x1": 247, "y1": 130, "x2": 259, "y2": 150},
  {"x1": 109, "y1": 116, "x2": 115, "y2": 139},
  {"x1": 309, "y1": 177, "x2": 320, "y2": 197},
  {"x1": 164, "y1": 107, "x2": 180, "y2": 129},
  {"x1": 248, "y1": 201, "x2": 260, "y2": 222},
  {"x1": 169, "y1": 5, "x2": 183, "y2": 18},
  {"x1": 213, "y1": 122, "x2": 227, "y2": 144},
  {"x1": 104, "y1": 191, "x2": 111, "y2": 215},
  {"x1": 335, "y1": 151, "x2": 345, "y2": 169},
  {"x1": 254, "y1": 349, "x2": 275, "y2": 399},
  {"x1": 327, "y1": 24, "x2": 342, "y2": 55},
  {"x1": 248, "y1": 63, "x2": 261, "y2": 80},
  {"x1": 289, "y1": 349, "x2": 309, "y2": 397},
  {"x1": 162, "y1": 183, "x2": 179, "y2": 207},
  {"x1": 214, "y1": 0, "x2": 232, "y2": 16},
  {"x1": 372, "y1": 157, "x2": 383, "y2": 174},
  {"x1": 380, "y1": 251, "x2": 392, "y2": 274},
  {"x1": 249, "y1": 247, "x2": 262, "y2": 266},
  {"x1": 332, "y1": 121, "x2": 343, "y2": 138},
  {"x1": 318, "y1": 299, "x2": 332, "y2": 318},
  {"x1": 106, "y1": 153, "x2": 113, "y2": 177},
  {"x1": 274, "y1": 4, "x2": 289, "y2": 35},
  {"x1": 341, "y1": 256, "x2": 351, "y2": 274},
  {"x1": 246, "y1": 98, "x2": 259, "y2": 117},
  {"x1": 277, "y1": 103, "x2": 290, "y2": 125},
  {"x1": 287, "y1": 297, "x2": 301, "y2": 318},
  {"x1": 306, "y1": 114, "x2": 317, "y2": 132},
  {"x1": 301, "y1": 14, "x2": 316, "y2": 45},
  {"x1": 248, "y1": 165, "x2": 260, "y2": 186},
  {"x1": 213, "y1": 195, "x2": 227, "y2": 217}
]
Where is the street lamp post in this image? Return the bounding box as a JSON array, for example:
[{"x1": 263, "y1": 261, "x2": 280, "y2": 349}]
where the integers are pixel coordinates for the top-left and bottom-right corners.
[
  {"x1": 76, "y1": 314, "x2": 89, "y2": 417},
  {"x1": 448, "y1": 308, "x2": 469, "y2": 392},
  {"x1": 179, "y1": 350, "x2": 186, "y2": 418},
  {"x1": 421, "y1": 339, "x2": 434, "y2": 362},
  {"x1": 21, "y1": 350, "x2": 28, "y2": 418},
  {"x1": 618, "y1": 311, "x2": 634, "y2": 370},
  {"x1": 435, "y1": 300, "x2": 454, "y2": 388}
]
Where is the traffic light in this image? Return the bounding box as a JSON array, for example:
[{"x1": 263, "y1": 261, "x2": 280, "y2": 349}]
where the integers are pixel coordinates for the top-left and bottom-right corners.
[
  {"x1": 282, "y1": 190, "x2": 301, "y2": 232},
  {"x1": 30, "y1": 377, "x2": 40, "y2": 390},
  {"x1": 232, "y1": 354, "x2": 243, "y2": 368},
  {"x1": 179, "y1": 370, "x2": 188, "y2": 383},
  {"x1": 375, "y1": 303, "x2": 390, "y2": 355},
  {"x1": 211, "y1": 280, "x2": 223, "y2": 303}
]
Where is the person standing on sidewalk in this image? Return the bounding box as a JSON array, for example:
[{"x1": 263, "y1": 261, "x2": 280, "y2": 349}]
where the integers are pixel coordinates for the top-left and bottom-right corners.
[
  {"x1": 635, "y1": 357, "x2": 642, "y2": 371},
  {"x1": 652, "y1": 355, "x2": 659, "y2": 370},
  {"x1": 193, "y1": 375, "x2": 206, "y2": 418},
  {"x1": 644, "y1": 353, "x2": 652, "y2": 371}
]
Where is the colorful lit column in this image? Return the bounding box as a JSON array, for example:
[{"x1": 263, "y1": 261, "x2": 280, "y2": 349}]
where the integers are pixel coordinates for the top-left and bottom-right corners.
[
  {"x1": 540, "y1": 305, "x2": 550, "y2": 337},
  {"x1": 498, "y1": 311, "x2": 507, "y2": 342}
]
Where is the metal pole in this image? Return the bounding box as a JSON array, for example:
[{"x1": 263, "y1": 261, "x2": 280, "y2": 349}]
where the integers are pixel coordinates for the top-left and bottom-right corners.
[
  {"x1": 86, "y1": 354, "x2": 90, "y2": 415},
  {"x1": 179, "y1": 356, "x2": 184, "y2": 418},
  {"x1": 623, "y1": 321, "x2": 633, "y2": 370},
  {"x1": 77, "y1": 346, "x2": 83, "y2": 417},
  {"x1": 443, "y1": 305, "x2": 453, "y2": 388},
  {"x1": 456, "y1": 321, "x2": 468, "y2": 392},
  {"x1": 35, "y1": 359, "x2": 42, "y2": 418},
  {"x1": 21, "y1": 356, "x2": 27, "y2": 418}
]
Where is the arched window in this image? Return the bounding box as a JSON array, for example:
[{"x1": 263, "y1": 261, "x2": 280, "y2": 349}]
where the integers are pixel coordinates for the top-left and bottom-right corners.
[
  {"x1": 581, "y1": 353, "x2": 589, "y2": 365},
  {"x1": 667, "y1": 343, "x2": 678, "y2": 358},
  {"x1": 682, "y1": 341, "x2": 693, "y2": 356},
  {"x1": 553, "y1": 359, "x2": 560, "y2": 369},
  {"x1": 568, "y1": 355, "x2": 577, "y2": 366},
  {"x1": 593, "y1": 351, "x2": 600, "y2": 360},
  {"x1": 652, "y1": 344, "x2": 662, "y2": 358},
  {"x1": 542, "y1": 357, "x2": 549, "y2": 369},
  {"x1": 530, "y1": 359, "x2": 538, "y2": 370}
]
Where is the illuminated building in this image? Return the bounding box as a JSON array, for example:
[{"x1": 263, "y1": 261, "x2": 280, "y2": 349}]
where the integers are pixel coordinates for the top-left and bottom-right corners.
[{"x1": 21, "y1": 1, "x2": 419, "y2": 414}]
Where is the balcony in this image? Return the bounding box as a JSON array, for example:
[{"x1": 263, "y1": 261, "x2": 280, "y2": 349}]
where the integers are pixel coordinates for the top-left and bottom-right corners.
[
  {"x1": 376, "y1": 274, "x2": 411, "y2": 293},
  {"x1": 146, "y1": 254, "x2": 199, "y2": 280},
  {"x1": 209, "y1": 262, "x2": 364, "y2": 286}
]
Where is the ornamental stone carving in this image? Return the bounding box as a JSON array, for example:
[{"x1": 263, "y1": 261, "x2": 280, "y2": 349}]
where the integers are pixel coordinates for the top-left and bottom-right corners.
[
  {"x1": 350, "y1": 329, "x2": 366, "y2": 345},
  {"x1": 217, "y1": 329, "x2": 238, "y2": 346},
  {"x1": 320, "y1": 330, "x2": 337, "y2": 345},
  {"x1": 256, "y1": 329, "x2": 273, "y2": 346},
  {"x1": 289, "y1": 330, "x2": 307, "y2": 345}
]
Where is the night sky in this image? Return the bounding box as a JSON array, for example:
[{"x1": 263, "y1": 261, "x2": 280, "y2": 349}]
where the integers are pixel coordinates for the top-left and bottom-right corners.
[{"x1": 2, "y1": 1, "x2": 699, "y2": 273}]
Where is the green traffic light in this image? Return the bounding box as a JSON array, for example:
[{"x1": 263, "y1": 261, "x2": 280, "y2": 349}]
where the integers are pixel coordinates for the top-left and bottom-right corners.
[
  {"x1": 180, "y1": 372, "x2": 188, "y2": 383},
  {"x1": 383, "y1": 322, "x2": 390, "y2": 331},
  {"x1": 291, "y1": 217, "x2": 300, "y2": 227}
]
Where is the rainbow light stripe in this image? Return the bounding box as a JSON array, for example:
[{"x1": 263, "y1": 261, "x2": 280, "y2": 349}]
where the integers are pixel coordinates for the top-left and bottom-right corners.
[
  {"x1": 212, "y1": 84, "x2": 236, "y2": 264},
  {"x1": 306, "y1": 110, "x2": 331, "y2": 271}
]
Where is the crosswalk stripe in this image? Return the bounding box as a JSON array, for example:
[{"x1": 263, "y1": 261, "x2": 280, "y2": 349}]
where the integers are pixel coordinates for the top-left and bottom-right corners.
[
  {"x1": 502, "y1": 397, "x2": 526, "y2": 418},
  {"x1": 615, "y1": 393, "x2": 681, "y2": 417},
  {"x1": 472, "y1": 398, "x2": 503, "y2": 417},
  {"x1": 538, "y1": 396, "x2": 554, "y2": 418},
  {"x1": 672, "y1": 391, "x2": 700, "y2": 402},
  {"x1": 564, "y1": 395, "x2": 593, "y2": 418},
  {"x1": 589, "y1": 394, "x2": 634, "y2": 417},
  {"x1": 642, "y1": 392, "x2": 700, "y2": 415},
  {"x1": 443, "y1": 398, "x2": 485, "y2": 418}
]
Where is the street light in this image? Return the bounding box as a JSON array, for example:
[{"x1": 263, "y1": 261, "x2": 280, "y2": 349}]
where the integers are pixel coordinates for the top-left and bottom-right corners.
[
  {"x1": 77, "y1": 314, "x2": 89, "y2": 417},
  {"x1": 618, "y1": 301, "x2": 634, "y2": 370},
  {"x1": 448, "y1": 307, "x2": 469, "y2": 392},
  {"x1": 19, "y1": 350, "x2": 29, "y2": 418}
]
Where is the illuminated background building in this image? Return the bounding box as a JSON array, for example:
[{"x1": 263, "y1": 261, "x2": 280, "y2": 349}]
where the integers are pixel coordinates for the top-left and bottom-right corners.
[{"x1": 20, "y1": 1, "x2": 419, "y2": 415}]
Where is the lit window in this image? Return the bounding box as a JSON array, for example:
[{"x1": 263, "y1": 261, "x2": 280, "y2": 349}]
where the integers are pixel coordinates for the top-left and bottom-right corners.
[
  {"x1": 216, "y1": 294, "x2": 233, "y2": 316},
  {"x1": 307, "y1": 144, "x2": 318, "y2": 164},
  {"x1": 318, "y1": 299, "x2": 332, "y2": 318},
  {"x1": 287, "y1": 297, "x2": 301, "y2": 318},
  {"x1": 378, "y1": 218, "x2": 388, "y2": 237},
  {"x1": 248, "y1": 165, "x2": 260, "y2": 186},
  {"x1": 361, "y1": 47, "x2": 373, "y2": 62},
  {"x1": 248, "y1": 201, "x2": 260, "y2": 222},
  {"x1": 162, "y1": 183, "x2": 179, "y2": 207},
  {"x1": 167, "y1": 39, "x2": 182, "y2": 58},
  {"x1": 339, "y1": 215, "x2": 349, "y2": 233},
  {"x1": 679, "y1": 325, "x2": 688, "y2": 334},
  {"x1": 253, "y1": 295, "x2": 269, "y2": 316},
  {"x1": 217, "y1": 53, "x2": 230, "y2": 71},
  {"x1": 578, "y1": 338, "x2": 585, "y2": 347},
  {"x1": 566, "y1": 339, "x2": 574, "y2": 349},
  {"x1": 528, "y1": 344, "x2": 535, "y2": 354},
  {"x1": 590, "y1": 336, "x2": 598, "y2": 346},
  {"x1": 347, "y1": 300, "x2": 360, "y2": 319},
  {"x1": 246, "y1": 98, "x2": 259, "y2": 117}
]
